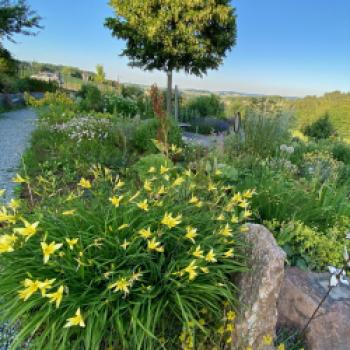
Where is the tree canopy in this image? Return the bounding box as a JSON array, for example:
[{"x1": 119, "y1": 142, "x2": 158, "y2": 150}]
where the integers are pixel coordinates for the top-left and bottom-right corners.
[{"x1": 106, "y1": 0, "x2": 237, "y2": 115}]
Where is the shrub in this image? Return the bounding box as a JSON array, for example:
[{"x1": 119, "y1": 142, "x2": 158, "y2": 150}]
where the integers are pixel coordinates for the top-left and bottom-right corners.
[
  {"x1": 132, "y1": 154, "x2": 173, "y2": 180},
  {"x1": 331, "y1": 141, "x2": 350, "y2": 164},
  {"x1": 16, "y1": 78, "x2": 58, "y2": 93},
  {"x1": 103, "y1": 93, "x2": 138, "y2": 117},
  {"x1": 187, "y1": 118, "x2": 230, "y2": 135},
  {"x1": 0, "y1": 165, "x2": 249, "y2": 349},
  {"x1": 224, "y1": 111, "x2": 292, "y2": 159},
  {"x1": 132, "y1": 118, "x2": 182, "y2": 153},
  {"x1": 78, "y1": 84, "x2": 103, "y2": 112},
  {"x1": 303, "y1": 114, "x2": 335, "y2": 140}
]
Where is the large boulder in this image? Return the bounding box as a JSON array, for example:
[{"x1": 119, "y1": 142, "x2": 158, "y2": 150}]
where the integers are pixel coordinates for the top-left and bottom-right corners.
[
  {"x1": 231, "y1": 224, "x2": 286, "y2": 350},
  {"x1": 278, "y1": 267, "x2": 350, "y2": 350}
]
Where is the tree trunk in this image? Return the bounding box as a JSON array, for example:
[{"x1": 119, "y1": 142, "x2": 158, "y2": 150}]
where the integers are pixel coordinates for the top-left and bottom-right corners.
[{"x1": 166, "y1": 70, "x2": 173, "y2": 117}]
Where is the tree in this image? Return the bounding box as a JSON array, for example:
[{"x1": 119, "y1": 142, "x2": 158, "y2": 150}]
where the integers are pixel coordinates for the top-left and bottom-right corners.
[
  {"x1": 105, "y1": 0, "x2": 236, "y2": 117},
  {"x1": 0, "y1": 0, "x2": 41, "y2": 76},
  {"x1": 95, "y1": 64, "x2": 105, "y2": 84},
  {"x1": 303, "y1": 113, "x2": 336, "y2": 140}
]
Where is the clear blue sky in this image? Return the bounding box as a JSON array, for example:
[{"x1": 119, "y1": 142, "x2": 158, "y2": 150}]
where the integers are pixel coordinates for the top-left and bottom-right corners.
[{"x1": 4, "y1": 0, "x2": 350, "y2": 97}]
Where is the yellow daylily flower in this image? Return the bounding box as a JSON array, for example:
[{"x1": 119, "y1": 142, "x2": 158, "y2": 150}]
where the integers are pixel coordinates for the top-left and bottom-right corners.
[
  {"x1": 157, "y1": 185, "x2": 167, "y2": 196},
  {"x1": 8, "y1": 199, "x2": 21, "y2": 211},
  {"x1": 62, "y1": 209, "x2": 76, "y2": 216},
  {"x1": 64, "y1": 308, "x2": 85, "y2": 328},
  {"x1": 172, "y1": 176, "x2": 185, "y2": 187},
  {"x1": 137, "y1": 199, "x2": 149, "y2": 211},
  {"x1": 148, "y1": 166, "x2": 156, "y2": 173},
  {"x1": 0, "y1": 234, "x2": 16, "y2": 253},
  {"x1": 216, "y1": 213, "x2": 225, "y2": 221},
  {"x1": 160, "y1": 165, "x2": 169, "y2": 175},
  {"x1": 78, "y1": 178, "x2": 91, "y2": 189},
  {"x1": 214, "y1": 169, "x2": 222, "y2": 176},
  {"x1": 224, "y1": 248, "x2": 234, "y2": 258},
  {"x1": 0, "y1": 207, "x2": 16, "y2": 224},
  {"x1": 18, "y1": 279, "x2": 40, "y2": 301},
  {"x1": 118, "y1": 223, "x2": 129, "y2": 230},
  {"x1": 109, "y1": 277, "x2": 130, "y2": 294},
  {"x1": 231, "y1": 215, "x2": 239, "y2": 224},
  {"x1": 184, "y1": 169, "x2": 192, "y2": 177},
  {"x1": 188, "y1": 195, "x2": 199, "y2": 205},
  {"x1": 239, "y1": 200, "x2": 249, "y2": 209},
  {"x1": 277, "y1": 344, "x2": 285, "y2": 350},
  {"x1": 184, "y1": 226, "x2": 198, "y2": 244},
  {"x1": 163, "y1": 174, "x2": 170, "y2": 181},
  {"x1": 161, "y1": 213, "x2": 182, "y2": 229},
  {"x1": 184, "y1": 260, "x2": 198, "y2": 280},
  {"x1": 227, "y1": 310, "x2": 236, "y2": 321},
  {"x1": 109, "y1": 195, "x2": 123, "y2": 208},
  {"x1": 14, "y1": 220, "x2": 39, "y2": 240},
  {"x1": 205, "y1": 249, "x2": 217, "y2": 263},
  {"x1": 120, "y1": 239, "x2": 130, "y2": 250},
  {"x1": 38, "y1": 279, "x2": 55, "y2": 296},
  {"x1": 12, "y1": 174, "x2": 28, "y2": 183},
  {"x1": 243, "y1": 189, "x2": 256, "y2": 199},
  {"x1": 208, "y1": 182, "x2": 217, "y2": 191},
  {"x1": 41, "y1": 241, "x2": 63, "y2": 264},
  {"x1": 147, "y1": 238, "x2": 164, "y2": 253},
  {"x1": 114, "y1": 179, "x2": 124, "y2": 189},
  {"x1": 143, "y1": 180, "x2": 152, "y2": 192},
  {"x1": 192, "y1": 245, "x2": 204, "y2": 258},
  {"x1": 200, "y1": 267, "x2": 209, "y2": 273},
  {"x1": 243, "y1": 210, "x2": 252, "y2": 219},
  {"x1": 231, "y1": 193, "x2": 242, "y2": 204},
  {"x1": 240, "y1": 225, "x2": 249, "y2": 233},
  {"x1": 218, "y1": 224, "x2": 232, "y2": 237},
  {"x1": 263, "y1": 335, "x2": 273, "y2": 346},
  {"x1": 66, "y1": 238, "x2": 79, "y2": 250},
  {"x1": 46, "y1": 285, "x2": 64, "y2": 308},
  {"x1": 138, "y1": 227, "x2": 152, "y2": 239}
]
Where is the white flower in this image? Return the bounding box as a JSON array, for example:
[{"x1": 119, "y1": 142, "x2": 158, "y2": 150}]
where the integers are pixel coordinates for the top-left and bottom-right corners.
[{"x1": 328, "y1": 266, "x2": 349, "y2": 287}]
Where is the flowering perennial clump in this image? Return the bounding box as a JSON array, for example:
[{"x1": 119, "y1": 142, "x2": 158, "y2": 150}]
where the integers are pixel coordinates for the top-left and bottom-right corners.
[{"x1": 0, "y1": 163, "x2": 254, "y2": 349}]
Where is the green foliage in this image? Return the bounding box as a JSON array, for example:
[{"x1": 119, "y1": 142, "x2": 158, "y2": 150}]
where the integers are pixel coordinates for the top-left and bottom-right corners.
[
  {"x1": 331, "y1": 141, "x2": 350, "y2": 164},
  {"x1": 182, "y1": 94, "x2": 225, "y2": 120},
  {"x1": 303, "y1": 114, "x2": 335, "y2": 140},
  {"x1": 224, "y1": 111, "x2": 292, "y2": 159},
  {"x1": 78, "y1": 84, "x2": 103, "y2": 112},
  {"x1": 132, "y1": 118, "x2": 182, "y2": 154},
  {"x1": 104, "y1": 93, "x2": 138, "y2": 117},
  {"x1": 95, "y1": 64, "x2": 105, "y2": 84},
  {"x1": 132, "y1": 154, "x2": 173, "y2": 181},
  {"x1": 0, "y1": 46, "x2": 17, "y2": 76}
]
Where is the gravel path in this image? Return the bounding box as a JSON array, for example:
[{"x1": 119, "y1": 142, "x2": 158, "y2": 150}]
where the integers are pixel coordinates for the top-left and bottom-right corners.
[
  {"x1": 0, "y1": 108, "x2": 37, "y2": 350},
  {"x1": 0, "y1": 109, "x2": 37, "y2": 202}
]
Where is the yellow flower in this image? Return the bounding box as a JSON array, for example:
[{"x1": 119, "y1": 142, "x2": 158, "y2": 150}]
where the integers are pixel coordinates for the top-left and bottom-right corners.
[
  {"x1": 216, "y1": 213, "x2": 225, "y2": 221},
  {"x1": 41, "y1": 241, "x2": 63, "y2": 264},
  {"x1": 120, "y1": 239, "x2": 130, "y2": 250},
  {"x1": 38, "y1": 279, "x2": 55, "y2": 296},
  {"x1": 147, "y1": 238, "x2": 164, "y2": 253},
  {"x1": 200, "y1": 267, "x2": 209, "y2": 273},
  {"x1": 239, "y1": 200, "x2": 249, "y2": 209},
  {"x1": 46, "y1": 285, "x2": 64, "y2": 308},
  {"x1": 138, "y1": 227, "x2": 152, "y2": 239},
  {"x1": 118, "y1": 223, "x2": 129, "y2": 230},
  {"x1": 109, "y1": 277, "x2": 130, "y2": 294},
  {"x1": 137, "y1": 199, "x2": 149, "y2": 211},
  {"x1": 185, "y1": 226, "x2": 198, "y2": 244},
  {"x1": 62, "y1": 209, "x2": 76, "y2": 216},
  {"x1": 277, "y1": 344, "x2": 285, "y2": 350},
  {"x1": 226, "y1": 323, "x2": 234, "y2": 332},
  {"x1": 218, "y1": 224, "x2": 232, "y2": 237},
  {"x1": 231, "y1": 192, "x2": 242, "y2": 204},
  {"x1": 14, "y1": 220, "x2": 39, "y2": 240},
  {"x1": 9, "y1": 199, "x2": 21, "y2": 211},
  {"x1": 189, "y1": 195, "x2": 199, "y2": 205},
  {"x1": 243, "y1": 210, "x2": 252, "y2": 219},
  {"x1": 215, "y1": 169, "x2": 222, "y2": 176},
  {"x1": 170, "y1": 144, "x2": 182, "y2": 154},
  {"x1": 148, "y1": 166, "x2": 156, "y2": 173},
  {"x1": 224, "y1": 248, "x2": 234, "y2": 258},
  {"x1": 243, "y1": 189, "x2": 256, "y2": 199},
  {"x1": 18, "y1": 279, "x2": 40, "y2": 301},
  {"x1": 78, "y1": 178, "x2": 91, "y2": 189},
  {"x1": 208, "y1": 182, "x2": 217, "y2": 191},
  {"x1": 12, "y1": 173, "x2": 28, "y2": 183},
  {"x1": 231, "y1": 215, "x2": 239, "y2": 224},
  {"x1": 227, "y1": 311, "x2": 236, "y2": 321},
  {"x1": 0, "y1": 234, "x2": 16, "y2": 253},
  {"x1": 184, "y1": 260, "x2": 198, "y2": 280},
  {"x1": 160, "y1": 165, "x2": 169, "y2": 175},
  {"x1": 205, "y1": 249, "x2": 217, "y2": 263},
  {"x1": 161, "y1": 213, "x2": 182, "y2": 229},
  {"x1": 66, "y1": 238, "x2": 79, "y2": 250},
  {"x1": 192, "y1": 245, "x2": 204, "y2": 258},
  {"x1": 240, "y1": 225, "x2": 249, "y2": 233},
  {"x1": 64, "y1": 308, "x2": 85, "y2": 328},
  {"x1": 144, "y1": 180, "x2": 152, "y2": 192},
  {"x1": 226, "y1": 336, "x2": 232, "y2": 344},
  {"x1": 172, "y1": 176, "x2": 185, "y2": 187},
  {"x1": 263, "y1": 335, "x2": 273, "y2": 345},
  {"x1": 109, "y1": 195, "x2": 123, "y2": 208},
  {"x1": 163, "y1": 174, "x2": 170, "y2": 181},
  {"x1": 184, "y1": 169, "x2": 192, "y2": 177},
  {"x1": 114, "y1": 179, "x2": 124, "y2": 189},
  {"x1": 157, "y1": 185, "x2": 167, "y2": 196}
]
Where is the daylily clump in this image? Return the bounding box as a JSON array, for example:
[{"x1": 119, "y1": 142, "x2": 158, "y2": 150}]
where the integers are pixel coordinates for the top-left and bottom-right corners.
[{"x1": 0, "y1": 163, "x2": 254, "y2": 349}]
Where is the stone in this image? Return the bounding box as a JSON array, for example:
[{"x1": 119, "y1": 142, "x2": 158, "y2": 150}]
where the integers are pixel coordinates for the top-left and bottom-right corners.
[
  {"x1": 278, "y1": 267, "x2": 350, "y2": 350},
  {"x1": 231, "y1": 224, "x2": 286, "y2": 350}
]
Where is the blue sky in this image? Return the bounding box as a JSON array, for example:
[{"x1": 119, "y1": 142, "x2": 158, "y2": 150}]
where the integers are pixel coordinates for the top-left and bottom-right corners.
[{"x1": 4, "y1": 0, "x2": 350, "y2": 96}]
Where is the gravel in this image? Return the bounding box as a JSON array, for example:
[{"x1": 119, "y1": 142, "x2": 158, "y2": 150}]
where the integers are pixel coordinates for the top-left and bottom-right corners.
[{"x1": 0, "y1": 108, "x2": 37, "y2": 350}]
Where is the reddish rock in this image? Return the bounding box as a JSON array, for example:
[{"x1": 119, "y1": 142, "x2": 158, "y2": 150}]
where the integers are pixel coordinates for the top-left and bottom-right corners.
[
  {"x1": 278, "y1": 267, "x2": 350, "y2": 350},
  {"x1": 232, "y1": 224, "x2": 286, "y2": 350}
]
